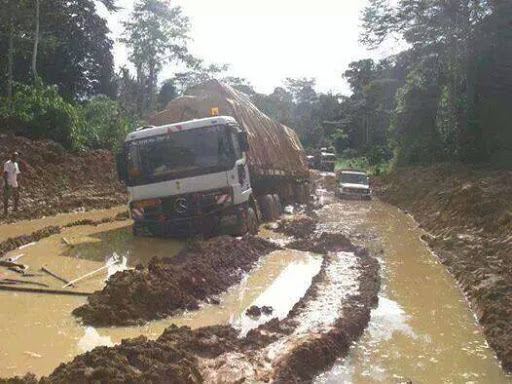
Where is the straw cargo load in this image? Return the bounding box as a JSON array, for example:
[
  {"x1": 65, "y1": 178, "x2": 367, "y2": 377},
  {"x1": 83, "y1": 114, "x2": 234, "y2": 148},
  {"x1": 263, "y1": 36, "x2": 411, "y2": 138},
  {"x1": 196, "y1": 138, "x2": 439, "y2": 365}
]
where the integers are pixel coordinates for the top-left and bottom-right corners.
[{"x1": 147, "y1": 79, "x2": 309, "y2": 182}]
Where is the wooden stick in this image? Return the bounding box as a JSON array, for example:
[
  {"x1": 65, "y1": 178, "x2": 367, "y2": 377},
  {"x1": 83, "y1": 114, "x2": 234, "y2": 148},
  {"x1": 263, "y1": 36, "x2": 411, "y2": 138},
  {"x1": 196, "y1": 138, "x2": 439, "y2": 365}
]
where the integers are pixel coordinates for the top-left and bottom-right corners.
[
  {"x1": 18, "y1": 242, "x2": 36, "y2": 250},
  {"x1": 0, "y1": 285, "x2": 91, "y2": 296},
  {"x1": 1, "y1": 279, "x2": 49, "y2": 288},
  {"x1": 41, "y1": 266, "x2": 75, "y2": 287},
  {"x1": 62, "y1": 264, "x2": 112, "y2": 288},
  {"x1": 0, "y1": 260, "x2": 27, "y2": 269},
  {"x1": 61, "y1": 237, "x2": 72, "y2": 246}
]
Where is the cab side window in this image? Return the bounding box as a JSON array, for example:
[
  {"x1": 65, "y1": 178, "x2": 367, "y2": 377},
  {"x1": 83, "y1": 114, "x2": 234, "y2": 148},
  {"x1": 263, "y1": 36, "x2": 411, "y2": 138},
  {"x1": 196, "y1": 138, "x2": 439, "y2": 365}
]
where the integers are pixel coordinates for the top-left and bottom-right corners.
[{"x1": 231, "y1": 130, "x2": 243, "y2": 159}]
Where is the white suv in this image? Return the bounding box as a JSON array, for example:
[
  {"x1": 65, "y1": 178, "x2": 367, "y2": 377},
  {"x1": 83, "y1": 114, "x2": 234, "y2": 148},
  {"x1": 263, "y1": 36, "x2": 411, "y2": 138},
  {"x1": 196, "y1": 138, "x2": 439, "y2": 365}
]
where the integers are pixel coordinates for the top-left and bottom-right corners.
[{"x1": 337, "y1": 170, "x2": 371, "y2": 200}]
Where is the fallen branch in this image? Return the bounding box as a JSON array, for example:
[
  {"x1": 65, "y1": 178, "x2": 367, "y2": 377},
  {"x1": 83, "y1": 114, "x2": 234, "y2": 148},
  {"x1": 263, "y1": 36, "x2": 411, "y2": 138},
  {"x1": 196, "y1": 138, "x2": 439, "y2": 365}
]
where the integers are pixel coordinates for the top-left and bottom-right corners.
[
  {"x1": 0, "y1": 260, "x2": 27, "y2": 269},
  {"x1": 0, "y1": 278, "x2": 49, "y2": 288},
  {"x1": 41, "y1": 266, "x2": 75, "y2": 287},
  {"x1": 63, "y1": 264, "x2": 114, "y2": 288},
  {"x1": 0, "y1": 285, "x2": 91, "y2": 296}
]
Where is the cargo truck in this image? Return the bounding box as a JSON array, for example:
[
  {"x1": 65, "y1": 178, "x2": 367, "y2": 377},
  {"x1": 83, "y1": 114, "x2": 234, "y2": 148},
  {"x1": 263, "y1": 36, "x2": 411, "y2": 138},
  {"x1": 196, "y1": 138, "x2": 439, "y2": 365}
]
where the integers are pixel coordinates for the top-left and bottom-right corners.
[{"x1": 116, "y1": 80, "x2": 309, "y2": 236}]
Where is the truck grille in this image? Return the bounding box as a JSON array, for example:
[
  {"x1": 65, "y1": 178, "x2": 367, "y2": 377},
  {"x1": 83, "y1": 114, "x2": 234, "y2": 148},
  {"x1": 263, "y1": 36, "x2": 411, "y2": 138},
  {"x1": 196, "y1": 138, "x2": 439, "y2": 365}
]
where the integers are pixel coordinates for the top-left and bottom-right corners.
[{"x1": 137, "y1": 188, "x2": 233, "y2": 219}]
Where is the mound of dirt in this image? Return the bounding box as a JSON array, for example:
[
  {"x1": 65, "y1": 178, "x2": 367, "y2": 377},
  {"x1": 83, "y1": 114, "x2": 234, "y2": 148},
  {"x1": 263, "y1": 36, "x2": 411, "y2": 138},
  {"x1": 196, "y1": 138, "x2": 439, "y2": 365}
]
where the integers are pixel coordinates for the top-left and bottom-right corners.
[
  {"x1": 274, "y1": 216, "x2": 318, "y2": 239},
  {"x1": 0, "y1": 134, "x2": 125, "y2": 223},
  {"x1": 274, "y1": 250, "x2": 380, "y2": 382},
  {"x1": 40, "y1": 325, "x2": 240, "y2": 384},
  {"x1": 1, "y1": 226, "x2": 380, "y2": 384},
  {"x1": 0, "y1": 226, "x2": 60, "y2": 259},
  {"x1": 23, "y1": 234, "x2": 376, "y2": 384},
  {"x1": 0, "y1": 375, "x2": 37, "y2": 384},
  {"x1": 73, "y1": 236, "x2": 279, "y2": 326},
  {"x1": 288, "y1": 232, "x2": 365, "y2": 256},
  {"x1": 376, "y1": 163, "x2": 512, "y2": 372}
]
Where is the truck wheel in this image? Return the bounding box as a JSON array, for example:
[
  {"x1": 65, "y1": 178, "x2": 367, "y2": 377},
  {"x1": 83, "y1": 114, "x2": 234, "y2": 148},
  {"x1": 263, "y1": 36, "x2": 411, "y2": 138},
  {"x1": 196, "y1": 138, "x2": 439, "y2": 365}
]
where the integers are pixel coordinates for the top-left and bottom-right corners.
[
  {"x1": 133, "y1": 223, "x2": 152, "y2": 237},
  {"x1": 272, "y1": 194, "x2": 283, "y2": 216},
  {"x1": 132, "y1": 224, "x2": 142, "y2": 237},
  {"x1": 258, "y1": 195, "x2": 275, "y2": 221},
  {"x1": 279, "y1": 185, "x2": 293, "y2": 205},
  {"x1": 247, "y1": 207, "x2": 259, "y2": 235},
  {"x1": 293, "y1": 185, "x2": 306, "y2": 204}
]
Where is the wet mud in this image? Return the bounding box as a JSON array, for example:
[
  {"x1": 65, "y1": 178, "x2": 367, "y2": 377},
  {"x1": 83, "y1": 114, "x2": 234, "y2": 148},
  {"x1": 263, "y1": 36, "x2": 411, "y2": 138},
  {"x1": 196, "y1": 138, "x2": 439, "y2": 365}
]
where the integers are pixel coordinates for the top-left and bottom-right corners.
[
  {"x1": 2, "y1": 225, "x2": 379, "y2": 384},
  {"x1": 376, "y1": 164, "x2": 512, "y2": 372},
  {"x1": 273, "y1": 216, "x2": 318, "y2": 239},
  {"x1": 0, "y1": 212, "x2": 129, "y2": 259},
  {"x1": 73, "y1": 236, "x2": 279, "y2": 326}
]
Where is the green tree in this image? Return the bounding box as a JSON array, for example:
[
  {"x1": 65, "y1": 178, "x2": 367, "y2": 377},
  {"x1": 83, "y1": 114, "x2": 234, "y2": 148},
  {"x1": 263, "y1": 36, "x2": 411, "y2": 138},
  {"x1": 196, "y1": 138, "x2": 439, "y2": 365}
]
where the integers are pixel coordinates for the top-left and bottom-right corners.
[
  {"x1": 80, "y1": 95, "x2": 135, "y2": 150},
  {"x1": 121, "y1": 0, "x2": 191, "y2": 115},
  {"x1": 0, "y1": 0, "x2": 117, "y2": 101},
  {"x1": 361, "y1": 0, "x2": 512, "y2": 164},
  {"x1": 157, "y1": 78, "x2": 178, "y2": 110},
  {"x1": 0, "y1": 83, "x2": 82, "y2": 149}
]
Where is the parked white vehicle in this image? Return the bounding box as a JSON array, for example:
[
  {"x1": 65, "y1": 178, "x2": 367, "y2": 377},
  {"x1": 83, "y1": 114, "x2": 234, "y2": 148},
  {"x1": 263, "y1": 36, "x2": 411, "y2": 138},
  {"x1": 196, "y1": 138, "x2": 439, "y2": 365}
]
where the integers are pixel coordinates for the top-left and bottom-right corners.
[{"x1": 337, "y1": 170, "x2": 371, "y2": 200}]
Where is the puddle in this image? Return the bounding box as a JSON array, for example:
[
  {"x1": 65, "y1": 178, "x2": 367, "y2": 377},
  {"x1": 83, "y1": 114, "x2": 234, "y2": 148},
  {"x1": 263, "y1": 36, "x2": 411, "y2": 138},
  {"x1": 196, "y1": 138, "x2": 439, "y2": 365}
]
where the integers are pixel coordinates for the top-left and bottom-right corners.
[
  {"x1": 236, "y1": 253, "x2": 322, "y2": 335},
  {"x1": 315, "y1": 199, "x2": 511, "y2": 384},
  {"x1": 1, "y1": 196, "x2": 510, "y2": 382},
  {"x1": 0, "y1": 219, "x2": 185, "y2": 378},
  {"x1": 0, "y1": 206, "x2": 126, "y2": 243},
  {"x1": 0, "y1": 223, "x2": 320, "y2": 378}
]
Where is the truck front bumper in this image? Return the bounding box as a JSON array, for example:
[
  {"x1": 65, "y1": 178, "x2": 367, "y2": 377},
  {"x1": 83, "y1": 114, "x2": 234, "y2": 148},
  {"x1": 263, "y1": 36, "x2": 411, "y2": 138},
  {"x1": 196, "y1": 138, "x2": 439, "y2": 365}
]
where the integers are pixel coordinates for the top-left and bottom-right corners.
[
  {"x1": 338, "y1": 190, "x2": 371, "y2": 200},
  {"x1": 132, "y1": 204, "x2": 247, "y2": 237}
]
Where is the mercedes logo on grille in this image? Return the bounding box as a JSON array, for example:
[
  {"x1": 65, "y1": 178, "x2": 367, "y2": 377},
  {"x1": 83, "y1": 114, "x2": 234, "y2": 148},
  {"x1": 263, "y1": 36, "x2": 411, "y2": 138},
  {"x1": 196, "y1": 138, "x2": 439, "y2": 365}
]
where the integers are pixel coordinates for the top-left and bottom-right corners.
[{"x1": 174, "y1": 197, "x2": 188, "y2": 214}]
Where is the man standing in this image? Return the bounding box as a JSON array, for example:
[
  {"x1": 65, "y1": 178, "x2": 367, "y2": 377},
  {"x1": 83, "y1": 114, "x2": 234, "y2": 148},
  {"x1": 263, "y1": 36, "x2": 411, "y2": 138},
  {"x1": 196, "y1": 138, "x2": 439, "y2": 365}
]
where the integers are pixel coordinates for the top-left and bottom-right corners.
[{"x1": 3, "y1": 152, "x2": 21, "y2": 216}]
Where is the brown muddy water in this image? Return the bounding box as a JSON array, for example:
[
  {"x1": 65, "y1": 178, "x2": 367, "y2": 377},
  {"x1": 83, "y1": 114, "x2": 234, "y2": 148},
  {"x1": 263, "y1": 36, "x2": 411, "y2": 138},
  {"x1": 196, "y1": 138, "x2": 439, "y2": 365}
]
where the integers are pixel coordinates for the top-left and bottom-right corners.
[
  {"x1": 0, "y1": 197, "x2": 511, "y2": 382},
  {"x1": 0, "y1": 211, "x2": 321, "y2": 378},
  {"x1": 314, "y1": 199, "x2": 511, "y2": 384}
]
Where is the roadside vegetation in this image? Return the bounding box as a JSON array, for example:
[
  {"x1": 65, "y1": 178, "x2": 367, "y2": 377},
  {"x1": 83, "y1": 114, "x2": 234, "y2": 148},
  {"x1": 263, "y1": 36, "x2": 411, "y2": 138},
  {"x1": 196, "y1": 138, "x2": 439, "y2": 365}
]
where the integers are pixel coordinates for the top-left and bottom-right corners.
[{"x1": 1, "y1": 0, "x2": 510, "y2": 168}]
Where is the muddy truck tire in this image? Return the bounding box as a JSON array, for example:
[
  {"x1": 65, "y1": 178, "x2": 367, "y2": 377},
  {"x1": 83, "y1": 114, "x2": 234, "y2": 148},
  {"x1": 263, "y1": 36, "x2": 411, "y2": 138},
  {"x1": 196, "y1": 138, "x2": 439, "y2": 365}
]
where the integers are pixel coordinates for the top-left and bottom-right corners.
[
  {"x1": 279, "y1": 184, "x2": 294, "y2": 206},
  {"x1": 246, "y1": 206, "x2": 259, "y2": 235},
  {"x1": 272, "y1": 194, "x2": 283, "y2": 216},
  {"x1": 132, "y1": 222, "x2": 154, "y2": 237},
  {"x1": 258, "y1": 194, "x2": 278, "y2": 222},
  {"x1": 294, "y1": 184, "x2": 309, "y2": 204},
  {"x1": 231, "y1": 205, "x2": 259, "y2": 236}
]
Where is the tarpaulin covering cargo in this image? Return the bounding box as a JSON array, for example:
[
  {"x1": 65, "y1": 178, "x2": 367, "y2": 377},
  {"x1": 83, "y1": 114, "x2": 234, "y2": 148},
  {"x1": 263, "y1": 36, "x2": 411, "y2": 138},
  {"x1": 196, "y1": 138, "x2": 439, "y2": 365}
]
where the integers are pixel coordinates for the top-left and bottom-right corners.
[{"x1": 147, "y1": 80, "x2": 309, "y2": 180}]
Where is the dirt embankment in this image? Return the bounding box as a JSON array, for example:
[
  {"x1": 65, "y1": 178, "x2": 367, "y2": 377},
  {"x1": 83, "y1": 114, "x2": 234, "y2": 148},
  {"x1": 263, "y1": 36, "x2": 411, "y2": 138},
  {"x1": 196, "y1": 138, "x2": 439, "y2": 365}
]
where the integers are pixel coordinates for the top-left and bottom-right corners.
[
  {"x1": 73, "y1": 236, "x2": 279, "y2": 326},
  {"x1": 274, "y1": 216, "x2": 319, "y2": 239},
  {"x1": 376, "y1": 164, "x2": 512, "y2": 372},
  {"x1": 0, "y1": 134, "x2": 125, "y2": 223},
  {"x1": 2, "y1": 216, "x2": 379, "y2": 384}
]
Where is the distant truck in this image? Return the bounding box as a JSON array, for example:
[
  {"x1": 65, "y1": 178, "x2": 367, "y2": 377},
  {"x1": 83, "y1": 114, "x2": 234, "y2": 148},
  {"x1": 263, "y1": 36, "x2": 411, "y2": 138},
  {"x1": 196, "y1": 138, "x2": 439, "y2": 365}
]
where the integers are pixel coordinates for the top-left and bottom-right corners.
[
  {"x1": 320, "y1": 151, "x2": 337, "y2": 172},
  {"x1": 116, "y1": 80, "x2": 309, "y2": 237},
  {"x1": 337, "y1": 170, "x2": 371, "y2": 200}
]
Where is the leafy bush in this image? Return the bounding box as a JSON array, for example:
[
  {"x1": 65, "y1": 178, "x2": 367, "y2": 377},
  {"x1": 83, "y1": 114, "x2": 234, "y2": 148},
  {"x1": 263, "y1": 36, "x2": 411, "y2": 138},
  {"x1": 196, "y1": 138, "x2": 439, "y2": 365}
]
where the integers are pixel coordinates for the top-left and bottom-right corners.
[
  {"x1": 0, "y1": 83, "x2": 82, "y2": 150},
  {"x1": 80, "y1": 95, "x2": 135, "y2": 151},
  {"x1": 365, "y1": 145, "x2": 394, "y2": 166}
]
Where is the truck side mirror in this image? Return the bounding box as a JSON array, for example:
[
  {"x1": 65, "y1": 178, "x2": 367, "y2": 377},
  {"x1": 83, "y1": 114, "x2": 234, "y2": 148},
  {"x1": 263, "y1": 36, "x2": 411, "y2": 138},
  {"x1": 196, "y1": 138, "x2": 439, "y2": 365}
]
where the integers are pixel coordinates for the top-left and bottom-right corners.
[
  {"x1": 238, "y1": 131, "x2": 249, "y2": 152},
  {"x1": 116, "y1": 150, "x2": 128, "y2": 182}
]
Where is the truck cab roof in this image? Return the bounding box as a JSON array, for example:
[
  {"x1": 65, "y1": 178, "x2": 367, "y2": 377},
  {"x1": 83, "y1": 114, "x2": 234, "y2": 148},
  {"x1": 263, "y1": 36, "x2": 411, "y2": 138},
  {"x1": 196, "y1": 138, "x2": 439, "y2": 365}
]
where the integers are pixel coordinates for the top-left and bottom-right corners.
[
  {"x1": 125, "y1": 116, "x2": 238, "y2": 142},
  {"x1": 340, "y1": 170, "x2": 367, "y2": 175}
]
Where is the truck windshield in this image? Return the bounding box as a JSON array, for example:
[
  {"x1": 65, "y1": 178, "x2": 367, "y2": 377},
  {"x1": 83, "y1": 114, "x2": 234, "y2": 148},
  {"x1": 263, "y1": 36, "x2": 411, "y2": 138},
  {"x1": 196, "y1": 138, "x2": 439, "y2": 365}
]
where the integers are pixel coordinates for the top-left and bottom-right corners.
[
  {"x1": 125, "y1": 125, "x2": 236, "y2": 185},
  {"x1": 340, "y1": 173, "x2": 369, "y2": 185}
]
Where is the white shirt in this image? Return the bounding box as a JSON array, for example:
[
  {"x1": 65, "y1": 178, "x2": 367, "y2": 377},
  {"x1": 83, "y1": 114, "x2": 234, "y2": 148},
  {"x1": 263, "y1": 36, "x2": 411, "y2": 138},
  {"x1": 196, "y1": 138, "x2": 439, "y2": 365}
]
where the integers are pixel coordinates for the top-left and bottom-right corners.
[{"x1": 4, "y1": 160, "x2": 20, "y2": 188}]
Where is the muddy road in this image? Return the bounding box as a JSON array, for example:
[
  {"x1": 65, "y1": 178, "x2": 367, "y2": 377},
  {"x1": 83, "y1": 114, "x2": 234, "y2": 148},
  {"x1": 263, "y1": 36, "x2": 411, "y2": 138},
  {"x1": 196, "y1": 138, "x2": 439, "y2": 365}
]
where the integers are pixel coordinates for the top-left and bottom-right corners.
[{"x1": 0, "y1": 176, "x2": 510, "y2": 382}]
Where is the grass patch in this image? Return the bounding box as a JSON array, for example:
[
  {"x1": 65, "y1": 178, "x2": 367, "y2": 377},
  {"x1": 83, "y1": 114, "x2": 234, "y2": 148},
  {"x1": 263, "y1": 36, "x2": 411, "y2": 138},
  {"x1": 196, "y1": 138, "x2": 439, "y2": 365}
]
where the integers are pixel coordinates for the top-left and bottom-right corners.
[{"x1": 335, "y1": 157, "x2": 392, "y2": 175}]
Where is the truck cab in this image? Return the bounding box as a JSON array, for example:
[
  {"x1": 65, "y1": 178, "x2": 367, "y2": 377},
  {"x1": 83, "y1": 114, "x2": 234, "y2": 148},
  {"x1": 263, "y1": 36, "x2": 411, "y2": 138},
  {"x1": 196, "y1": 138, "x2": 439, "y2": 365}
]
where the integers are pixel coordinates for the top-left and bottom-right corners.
[
  {"x1": 320, "y1": 152, "x2": 337, "y2": 172},
  {"x1": 116, "y1": 116, "x2": 259, "y2": 237}
]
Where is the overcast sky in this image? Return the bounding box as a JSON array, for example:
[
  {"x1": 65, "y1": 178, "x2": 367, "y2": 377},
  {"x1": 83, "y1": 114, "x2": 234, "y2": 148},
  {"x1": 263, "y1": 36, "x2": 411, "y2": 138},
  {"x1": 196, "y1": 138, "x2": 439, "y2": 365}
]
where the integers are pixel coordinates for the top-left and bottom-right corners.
[{"x1": 102, "y1": 0, "x2": 401, "y2": 95}]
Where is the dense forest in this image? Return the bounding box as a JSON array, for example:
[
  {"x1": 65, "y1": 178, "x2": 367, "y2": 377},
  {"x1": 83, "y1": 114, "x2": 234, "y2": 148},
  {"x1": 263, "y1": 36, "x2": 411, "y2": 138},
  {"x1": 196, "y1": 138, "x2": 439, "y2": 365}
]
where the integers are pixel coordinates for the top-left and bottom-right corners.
[{"x1": 0, "y1": 0, "x2": 510, "y2": 168}]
